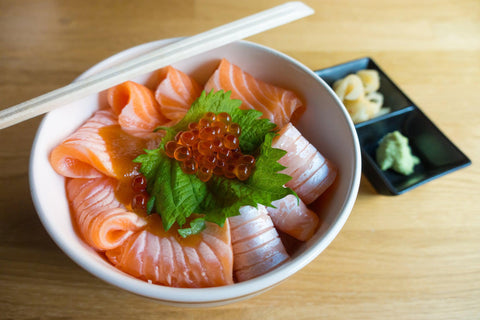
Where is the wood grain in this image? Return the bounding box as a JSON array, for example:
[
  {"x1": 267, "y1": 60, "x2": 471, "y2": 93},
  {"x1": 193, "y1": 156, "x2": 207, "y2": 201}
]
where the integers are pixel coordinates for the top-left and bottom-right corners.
[{"x1": 0, "y1": 0, "x2": 479, "y2": 319}]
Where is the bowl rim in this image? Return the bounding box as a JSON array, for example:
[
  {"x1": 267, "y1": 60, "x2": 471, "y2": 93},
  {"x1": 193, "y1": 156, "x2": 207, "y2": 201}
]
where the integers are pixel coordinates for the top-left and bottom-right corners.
[{"x1": 29, "y1": 38, "x2": 361, "y2": 305}]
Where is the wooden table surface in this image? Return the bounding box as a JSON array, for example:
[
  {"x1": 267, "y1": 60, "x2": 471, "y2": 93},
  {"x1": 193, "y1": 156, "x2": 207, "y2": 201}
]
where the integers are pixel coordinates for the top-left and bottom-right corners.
[{"x1": 1, "y1": 0, "x2": 479, "y2": 319}]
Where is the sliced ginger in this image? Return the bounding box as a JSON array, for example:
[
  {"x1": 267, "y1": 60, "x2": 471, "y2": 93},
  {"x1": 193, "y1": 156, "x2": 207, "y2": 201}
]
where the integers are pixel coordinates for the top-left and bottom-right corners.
[{"x1": 333, "y1": 69, "x2": 389, "y2": 123}]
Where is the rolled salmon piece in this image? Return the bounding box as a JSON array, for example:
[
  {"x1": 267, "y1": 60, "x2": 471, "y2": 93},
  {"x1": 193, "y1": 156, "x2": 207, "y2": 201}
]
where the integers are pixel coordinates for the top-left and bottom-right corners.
[
  {"x1": 272, "y1": 122, "x2": 337, "y2": 204},
  {"x1": 154, "y1": 66, "x2": 202, "y2": 124},
  {"x1": 229, "y1": 205, "x2": 289, "y2": 282},
  {"x1": 107, "y1": 81, "x2": 168, "y2": 138},
  {"x1": 50, "y1": 110, "x2": 118, "y2": 179},
  {"x1": 66, "y1": 176, "x2": 147, "y2": 251},
  {"x1": 204, "y1": 58, "x2": 303, "y2": 128},
  {"x1": 267, "y1": 194, "x2": 319, "y2": 241}
]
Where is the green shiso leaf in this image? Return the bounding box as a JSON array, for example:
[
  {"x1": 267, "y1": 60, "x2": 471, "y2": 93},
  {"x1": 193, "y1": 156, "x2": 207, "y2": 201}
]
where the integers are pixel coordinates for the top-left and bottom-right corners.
[
  {"x1": 134, "y1": 90, "x2": 294, "y2": 236},
  {"x1": 178, "y1": 218, "x2": 207, "y2": 238},
  {"x1": 134, "y1": 146, "x2": 207, "y2": 230}
]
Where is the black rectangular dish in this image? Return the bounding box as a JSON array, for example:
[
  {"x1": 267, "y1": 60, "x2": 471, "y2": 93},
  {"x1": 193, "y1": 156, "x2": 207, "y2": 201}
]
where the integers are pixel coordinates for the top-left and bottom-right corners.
[{"x1": 314, "y1": 57, "x2": 471, "y2": 195}]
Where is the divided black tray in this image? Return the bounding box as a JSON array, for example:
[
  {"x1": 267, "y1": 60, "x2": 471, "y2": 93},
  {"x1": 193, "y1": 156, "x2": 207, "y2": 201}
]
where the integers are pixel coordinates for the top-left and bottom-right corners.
[{"x1": 314, "y1": 57, "x2": 471, "y2": 195}]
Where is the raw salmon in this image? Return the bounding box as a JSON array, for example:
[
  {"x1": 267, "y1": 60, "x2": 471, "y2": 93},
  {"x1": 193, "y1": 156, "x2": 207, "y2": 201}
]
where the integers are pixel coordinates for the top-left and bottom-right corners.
[
  {"x1": 204, "y1": 59, "x2": 303, "y2": 128},
  {"x1": 154, "y1": 66, "x2": 202, "y2": 124},
  {"x1": 272, "y1": 123, "x2": 337, "y2": 204},
  {"x1": 267, "y1": 194, "x2": 319, "y2": 241},
  {"x1": 66, "y1": 177, "x2": 147, "y2": 251},
  {"x1": 107, "y1": 81, "x2": 168, "y2": 138},
  {"x1": 105, "y1": 215, "x2": 233, "y2": 288},
  {"x1": 50, "y1": 110, "x2": 118, "y2": 178},
  {"x1": 229, "y1": 205, "x2": 289, "y2": 282}
]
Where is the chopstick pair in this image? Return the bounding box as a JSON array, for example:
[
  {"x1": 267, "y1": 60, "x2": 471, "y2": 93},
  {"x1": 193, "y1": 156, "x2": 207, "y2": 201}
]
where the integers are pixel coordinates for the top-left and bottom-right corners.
[{"x1": 0, "y1": 1, "x2": 313, "y2": 130}]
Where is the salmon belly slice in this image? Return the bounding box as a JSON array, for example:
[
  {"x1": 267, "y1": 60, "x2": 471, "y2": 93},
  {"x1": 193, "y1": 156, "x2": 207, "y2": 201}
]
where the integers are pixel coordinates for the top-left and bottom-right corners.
[
  {"x1": 229, "y1": 205, "x2": 289, "y2": 282},
  {"x1": 105, "y1": 216, "x2": 233, "y2": 288},
  {"x1": 154, "y1": 66, "x2": 202, "y2": 124},
  {"x1": 272, "y1": 123, "x2": 337, "y2": 204},
  {"x1": 204, "y1": 59, "x2": 303, "y2": 128},
  {"x1": 50, "y1": 110, "x2": 118, "y2": 178},
  {"x1": 267, "y1": 194, "x2": 319, "y2": 241},
  {"x1": 66, "y1": 176, "x2": 147, "y2": 251},
  {"x1": 107, "y1": 81, "x2": 168, "y2": 138}
]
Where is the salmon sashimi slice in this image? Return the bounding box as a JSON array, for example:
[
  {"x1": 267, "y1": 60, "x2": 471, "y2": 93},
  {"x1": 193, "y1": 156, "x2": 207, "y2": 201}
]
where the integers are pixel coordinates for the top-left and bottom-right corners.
[
  {"x1": 204, "y1": 59, "x2": 303, "y2": 128},
  {"x1": 272, "y1": 123, "x2": 337, "y2": 204},
  {"x1": 107, "y1": 81, "x2": 168, "y2": 138},
  {"x1": 66, "y1": 177, "x2": 147, "y2": 251},
  {"x1": 154, "y1": 66, "x2": 202, "y2": 124},
  {"x1": 266, "y1": 194, "x2": 319, "y2": 241},
  {"x1": 105, "y1": 216, "x2": 233, "y2": 288},
  {"x1": 50, "y1": 110, "x2": 118, "y2": 178},
  {"x1": 229, "y1": 205, "x2": 289, "y2": 282}
]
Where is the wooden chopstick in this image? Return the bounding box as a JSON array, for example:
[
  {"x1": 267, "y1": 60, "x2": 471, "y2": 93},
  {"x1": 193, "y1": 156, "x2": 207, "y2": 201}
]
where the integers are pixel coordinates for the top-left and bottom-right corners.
[{"x1": 0, "y1": 1, "x2": 313, "y2": 130}]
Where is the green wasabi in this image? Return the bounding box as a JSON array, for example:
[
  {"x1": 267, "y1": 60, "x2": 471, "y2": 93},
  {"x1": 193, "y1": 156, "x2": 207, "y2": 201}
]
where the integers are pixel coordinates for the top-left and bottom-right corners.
[{"x1": 376, "y1": 130, "x2": 420, "y2": 175}]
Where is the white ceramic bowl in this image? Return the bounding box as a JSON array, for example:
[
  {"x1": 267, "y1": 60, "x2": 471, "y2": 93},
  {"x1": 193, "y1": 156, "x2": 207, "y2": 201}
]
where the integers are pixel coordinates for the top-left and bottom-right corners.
[{"x1": 30, "y1": 39, "x2": 361, "y2": 307}]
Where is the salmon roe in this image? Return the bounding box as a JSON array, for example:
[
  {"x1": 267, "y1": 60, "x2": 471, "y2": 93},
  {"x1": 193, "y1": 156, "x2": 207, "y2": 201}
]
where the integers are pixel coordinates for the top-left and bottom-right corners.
[
  {"x1": 131, "y1": 173, "x2": 149, "y2": 213},
  {"x1": 166, "y1": 112, "x2": 255, "y2": 182}
]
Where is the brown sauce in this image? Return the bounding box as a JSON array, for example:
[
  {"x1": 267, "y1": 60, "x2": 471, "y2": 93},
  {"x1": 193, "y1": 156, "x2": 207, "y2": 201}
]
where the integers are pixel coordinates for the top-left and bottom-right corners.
[
  {"x1": 98, "y1": 125, "x2": 149, "y2": 210},
  {"x1": 145, "y1": 214, "x2": 205, "y2": 247}
]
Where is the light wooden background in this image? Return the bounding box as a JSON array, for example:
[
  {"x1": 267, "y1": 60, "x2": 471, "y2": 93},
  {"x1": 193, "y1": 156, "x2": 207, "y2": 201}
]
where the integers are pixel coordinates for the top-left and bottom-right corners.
[{"x1": 1, "y1": 1, "x2": 479, "y2": 319}]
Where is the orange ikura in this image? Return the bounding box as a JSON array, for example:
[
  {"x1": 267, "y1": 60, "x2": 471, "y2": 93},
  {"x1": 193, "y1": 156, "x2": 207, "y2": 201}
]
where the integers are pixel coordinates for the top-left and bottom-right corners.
[{"x1": 165, "y1": 112, "x2": 255, "y2": 182}]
